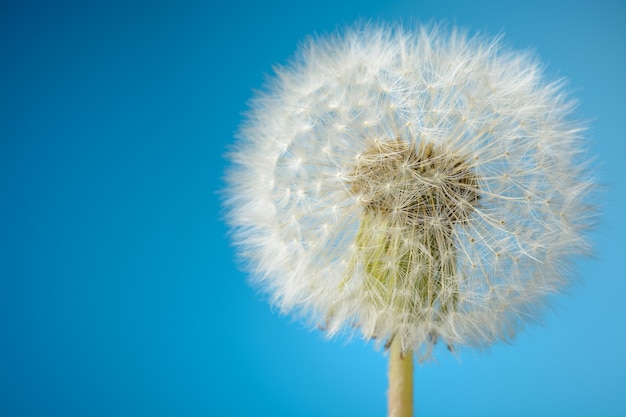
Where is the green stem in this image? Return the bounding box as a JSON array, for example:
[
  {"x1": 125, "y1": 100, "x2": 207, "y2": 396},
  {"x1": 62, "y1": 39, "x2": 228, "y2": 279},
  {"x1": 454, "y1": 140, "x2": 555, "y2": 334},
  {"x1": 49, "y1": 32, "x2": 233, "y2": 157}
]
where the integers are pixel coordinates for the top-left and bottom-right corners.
[{"x1": 388, "y1": 337, "x2": 413, "y2": 417}]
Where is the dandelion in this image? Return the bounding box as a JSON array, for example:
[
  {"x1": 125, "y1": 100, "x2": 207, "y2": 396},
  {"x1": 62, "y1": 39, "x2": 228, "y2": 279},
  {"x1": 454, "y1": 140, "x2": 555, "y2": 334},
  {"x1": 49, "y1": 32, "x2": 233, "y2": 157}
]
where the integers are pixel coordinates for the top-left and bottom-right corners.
[{"x1": 225, "y1": 23, "x2": 595, "y2": 416}]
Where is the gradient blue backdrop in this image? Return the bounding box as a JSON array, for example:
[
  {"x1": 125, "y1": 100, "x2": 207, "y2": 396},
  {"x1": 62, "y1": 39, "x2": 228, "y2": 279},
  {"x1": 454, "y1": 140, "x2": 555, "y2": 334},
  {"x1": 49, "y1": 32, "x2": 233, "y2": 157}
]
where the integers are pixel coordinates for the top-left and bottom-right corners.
[{"x1": 1, "y1": 1, "x2": 624, "y2": 416}]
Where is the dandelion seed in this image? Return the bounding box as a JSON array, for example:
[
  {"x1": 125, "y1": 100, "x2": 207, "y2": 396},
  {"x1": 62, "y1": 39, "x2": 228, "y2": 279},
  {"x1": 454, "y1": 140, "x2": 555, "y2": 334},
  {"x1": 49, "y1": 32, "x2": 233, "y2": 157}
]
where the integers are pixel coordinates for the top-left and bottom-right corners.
[{"x1": 224, "y1": 22, "x2": 596, "y2": 416}]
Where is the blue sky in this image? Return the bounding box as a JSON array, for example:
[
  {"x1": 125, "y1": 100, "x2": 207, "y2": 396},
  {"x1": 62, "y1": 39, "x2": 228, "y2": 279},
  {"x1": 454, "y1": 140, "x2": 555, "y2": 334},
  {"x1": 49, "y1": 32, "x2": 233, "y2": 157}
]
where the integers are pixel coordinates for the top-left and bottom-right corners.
[{"x1": 1, "y1": 1, "x2": 624, "y2": 416}]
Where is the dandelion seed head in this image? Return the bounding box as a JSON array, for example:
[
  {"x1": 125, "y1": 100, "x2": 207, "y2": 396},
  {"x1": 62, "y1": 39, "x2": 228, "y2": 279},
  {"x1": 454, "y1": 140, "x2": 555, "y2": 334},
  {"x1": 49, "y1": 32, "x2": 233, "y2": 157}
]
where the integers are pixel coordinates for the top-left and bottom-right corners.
[{"x1": 225, "y1": 23, "x2": 596, "y2": 360}]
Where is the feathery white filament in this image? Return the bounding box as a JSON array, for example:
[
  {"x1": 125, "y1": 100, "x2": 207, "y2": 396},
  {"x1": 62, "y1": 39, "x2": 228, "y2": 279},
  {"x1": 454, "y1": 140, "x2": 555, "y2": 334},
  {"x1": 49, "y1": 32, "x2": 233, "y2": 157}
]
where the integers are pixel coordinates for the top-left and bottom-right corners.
[{"x1": 225, "y1": 24, "x2": 595, "y2": 359}]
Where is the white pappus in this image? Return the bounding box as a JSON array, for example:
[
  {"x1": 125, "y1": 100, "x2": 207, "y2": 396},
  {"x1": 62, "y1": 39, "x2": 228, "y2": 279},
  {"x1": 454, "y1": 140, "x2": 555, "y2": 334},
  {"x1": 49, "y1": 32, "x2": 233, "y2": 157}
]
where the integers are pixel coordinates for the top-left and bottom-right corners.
[{"x1": 224, "y1": 23, "x2": 596, "y2": 360}]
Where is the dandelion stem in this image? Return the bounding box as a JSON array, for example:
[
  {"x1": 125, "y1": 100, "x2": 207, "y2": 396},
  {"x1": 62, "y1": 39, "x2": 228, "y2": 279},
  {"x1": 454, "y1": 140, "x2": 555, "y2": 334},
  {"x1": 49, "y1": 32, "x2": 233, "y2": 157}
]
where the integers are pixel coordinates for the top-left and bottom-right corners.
[{"x1": 388, "y1": 336, "x2": 413, "y2": 417}]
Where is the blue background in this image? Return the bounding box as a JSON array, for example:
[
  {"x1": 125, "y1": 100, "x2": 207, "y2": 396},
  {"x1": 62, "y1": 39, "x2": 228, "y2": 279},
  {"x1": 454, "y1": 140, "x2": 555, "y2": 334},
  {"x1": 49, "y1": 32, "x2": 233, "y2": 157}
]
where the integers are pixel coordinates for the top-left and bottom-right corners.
[{"x1": 1, "y1": 1, "x2": 624, "y2": 416}]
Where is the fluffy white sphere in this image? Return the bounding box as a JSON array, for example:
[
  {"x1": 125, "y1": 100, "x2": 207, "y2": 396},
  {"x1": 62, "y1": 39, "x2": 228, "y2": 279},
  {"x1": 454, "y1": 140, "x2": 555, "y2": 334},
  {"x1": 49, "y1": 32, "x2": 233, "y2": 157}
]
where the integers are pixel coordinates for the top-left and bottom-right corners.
[{"x1": 225, "y1": 24, "x2": 595, "y2": 359}]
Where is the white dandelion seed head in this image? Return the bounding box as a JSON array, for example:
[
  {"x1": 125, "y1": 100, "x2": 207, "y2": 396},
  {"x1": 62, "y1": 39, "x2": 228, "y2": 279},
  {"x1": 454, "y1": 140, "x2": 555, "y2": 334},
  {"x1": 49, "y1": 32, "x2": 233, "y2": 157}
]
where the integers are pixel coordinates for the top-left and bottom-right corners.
[{"x1": 225, "y1": 23, "x2": 596, "y2": 360}]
